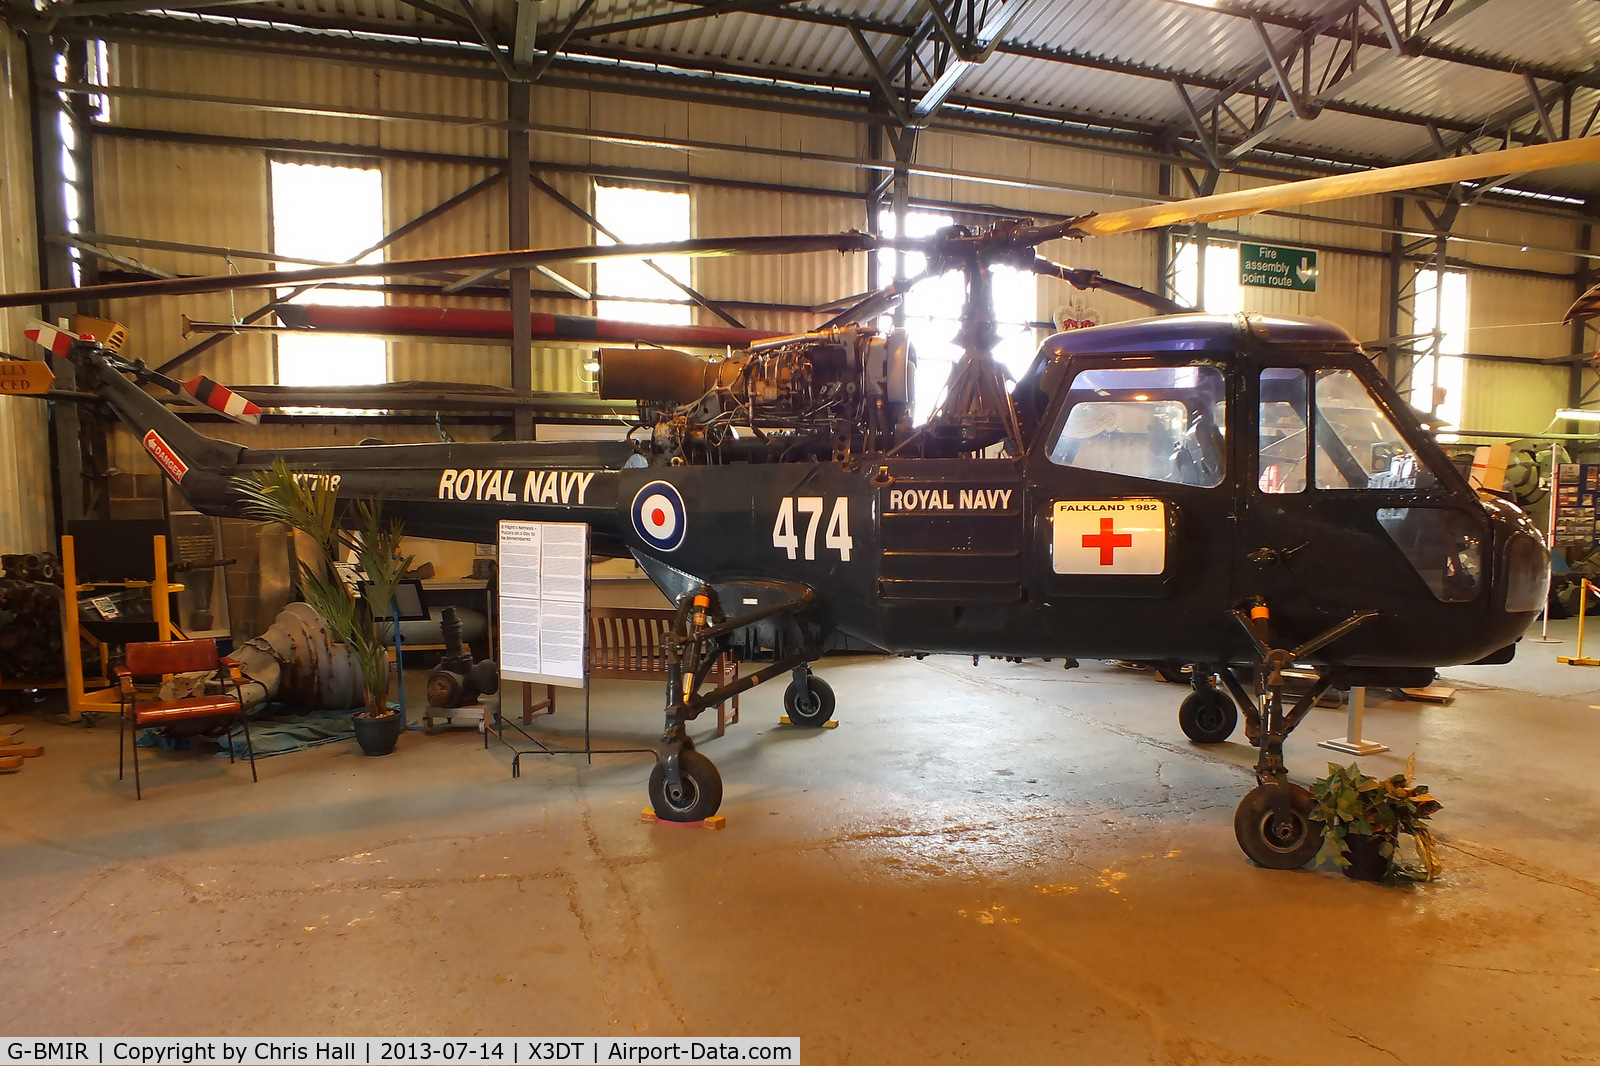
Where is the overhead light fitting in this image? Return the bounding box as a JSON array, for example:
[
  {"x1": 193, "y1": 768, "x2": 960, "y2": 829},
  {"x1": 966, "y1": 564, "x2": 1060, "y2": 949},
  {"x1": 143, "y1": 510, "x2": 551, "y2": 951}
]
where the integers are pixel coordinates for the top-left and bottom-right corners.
[{"x1": 1555, "y1": 409, "x2": 1600, "y2": 422}]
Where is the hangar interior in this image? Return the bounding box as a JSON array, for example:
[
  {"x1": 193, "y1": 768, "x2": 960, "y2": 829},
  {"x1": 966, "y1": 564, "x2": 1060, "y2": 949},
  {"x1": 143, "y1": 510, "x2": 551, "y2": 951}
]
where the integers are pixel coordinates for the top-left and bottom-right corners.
[{"x1": 2, "y1": 0, "x2": 1600, "y2": 1058}]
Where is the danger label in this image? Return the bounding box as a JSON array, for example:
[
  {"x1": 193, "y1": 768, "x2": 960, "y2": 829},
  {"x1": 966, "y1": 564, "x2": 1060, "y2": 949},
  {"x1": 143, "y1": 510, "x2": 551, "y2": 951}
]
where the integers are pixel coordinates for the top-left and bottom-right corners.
[
  {"x1": 142, "y1": 429, "x2": 189, "y2": 484},
  {"x1": 1051, "y1": 500, "x2": 1165, "y2": 575}
]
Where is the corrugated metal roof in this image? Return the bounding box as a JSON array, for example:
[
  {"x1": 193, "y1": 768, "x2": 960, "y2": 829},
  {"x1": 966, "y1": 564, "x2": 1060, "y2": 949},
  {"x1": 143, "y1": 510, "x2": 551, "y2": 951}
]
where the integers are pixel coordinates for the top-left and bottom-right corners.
[
  {"x1": 1263, "y1": 109, "x2": 1436, "y2": 163},
  {"x1": 101, "y1": 0, "x2": 1600, "y2": 192},
  {"x1": 1329, "y1": 57, "x2": 1532, "y2": 129},
  {"x1": 1426, "y1": 0, "x2": 1600, "y2": 70}
]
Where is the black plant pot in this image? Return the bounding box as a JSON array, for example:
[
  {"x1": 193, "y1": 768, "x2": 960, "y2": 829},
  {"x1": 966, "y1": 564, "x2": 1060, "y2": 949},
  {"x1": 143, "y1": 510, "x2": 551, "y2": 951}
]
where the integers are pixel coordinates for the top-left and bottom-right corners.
[
  {"x1": 353, "y1": 709, "x2": 403, "y2": 756},
  {"x1": 1342, "y1": 831, "x2": 1394, "y2": 881}
]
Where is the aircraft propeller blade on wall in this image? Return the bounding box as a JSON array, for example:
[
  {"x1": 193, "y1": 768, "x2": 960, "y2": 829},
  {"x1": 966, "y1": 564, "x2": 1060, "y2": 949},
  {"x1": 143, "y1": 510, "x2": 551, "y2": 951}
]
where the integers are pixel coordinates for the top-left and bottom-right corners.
[{"x1": 1074, "y1": 138, "x2": 1600, "y2": 238}]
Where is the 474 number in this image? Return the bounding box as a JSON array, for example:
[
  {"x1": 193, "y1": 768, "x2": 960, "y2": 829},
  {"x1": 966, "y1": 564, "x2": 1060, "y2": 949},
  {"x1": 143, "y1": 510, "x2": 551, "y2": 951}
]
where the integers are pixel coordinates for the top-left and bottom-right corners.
[{"x1": 772, "y1": 496, "x2": 853, "y2": 561}]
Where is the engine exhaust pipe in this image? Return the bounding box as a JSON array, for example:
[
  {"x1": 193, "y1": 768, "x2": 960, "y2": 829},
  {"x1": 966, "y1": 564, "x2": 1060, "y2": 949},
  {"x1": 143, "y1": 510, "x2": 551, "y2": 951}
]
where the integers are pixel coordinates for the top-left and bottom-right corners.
[{"x1": 597, "y1": 347, "x2": 744, "y2": 403}]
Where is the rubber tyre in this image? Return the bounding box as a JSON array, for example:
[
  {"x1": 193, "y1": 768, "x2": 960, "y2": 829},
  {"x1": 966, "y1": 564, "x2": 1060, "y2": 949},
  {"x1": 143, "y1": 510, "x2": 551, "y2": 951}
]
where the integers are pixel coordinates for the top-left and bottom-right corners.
[
  {"x1": 1178, "y1": 689, "x2": 1238, "y2": 744},
  {"x1": 1233, "y1": 782, "x2": 1323, "y2": 870},
  {"x1": 648, "y1": 749, "x2": 724, "y2": 823},
  {"x1": 783, "y1": 675, "x2": 836, "y2": 727}
]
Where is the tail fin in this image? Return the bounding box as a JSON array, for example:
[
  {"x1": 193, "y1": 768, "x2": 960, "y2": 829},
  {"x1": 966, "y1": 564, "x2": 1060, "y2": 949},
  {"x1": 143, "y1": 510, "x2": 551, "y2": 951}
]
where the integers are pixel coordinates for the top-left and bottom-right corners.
[{"x1": 84, "y1": 349, "x2": 246, "y2": 482}]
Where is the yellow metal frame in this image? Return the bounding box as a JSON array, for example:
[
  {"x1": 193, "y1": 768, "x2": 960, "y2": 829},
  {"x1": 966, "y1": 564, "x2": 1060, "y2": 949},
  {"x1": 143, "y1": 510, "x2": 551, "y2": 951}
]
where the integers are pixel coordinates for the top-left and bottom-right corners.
[
  {"x1": 1558, "y1": 578, "x2": 1600, "y2": 668},
  {"x1": 61, "y1": 533, "x2": 184, "y2": 719}
]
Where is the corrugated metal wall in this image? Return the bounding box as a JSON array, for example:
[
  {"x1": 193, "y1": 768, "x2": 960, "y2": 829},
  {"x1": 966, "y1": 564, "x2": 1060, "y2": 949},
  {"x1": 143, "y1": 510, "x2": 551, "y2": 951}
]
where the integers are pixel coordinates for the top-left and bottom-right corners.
[
  {"x1": 84, "y1": 40, "x2": 1594, "y2": 447},
  {"x1": 0, "y1": 26, "x2": 54, "y2": 554}
]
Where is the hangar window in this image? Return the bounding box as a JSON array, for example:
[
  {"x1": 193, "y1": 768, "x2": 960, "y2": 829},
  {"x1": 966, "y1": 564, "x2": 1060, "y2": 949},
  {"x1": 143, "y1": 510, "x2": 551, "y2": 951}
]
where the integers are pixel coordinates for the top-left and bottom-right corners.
[
  {"x1": 1409, "y1": 269, "x2": 1467, "y2": 439},
  {"x1": 269, "y1": 162, "x2": 387, "y2": 392},
  {"x1": 1173, "y1": 241, "x2": 1243, "y2": 315},
  {"x1": 593, "y1": 183, "x2": 691, "y2": 325},
  {"x1": 1048, "y1": 364, "x2": 1227, "y2": 487},
  {"x1": 877, "y1": 211, "x2": 1038, "y2": 425}
]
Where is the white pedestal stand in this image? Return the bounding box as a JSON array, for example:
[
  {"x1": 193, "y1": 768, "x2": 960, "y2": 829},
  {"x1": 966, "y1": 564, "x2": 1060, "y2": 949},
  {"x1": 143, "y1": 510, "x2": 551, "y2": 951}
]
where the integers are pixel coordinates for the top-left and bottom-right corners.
[
  {"x1": 1318, "y1": 686, "x2": 1389, "y2": 757},
  {"x1": 1530, "y1": 448, "x2": 1563, "y2": 642}
]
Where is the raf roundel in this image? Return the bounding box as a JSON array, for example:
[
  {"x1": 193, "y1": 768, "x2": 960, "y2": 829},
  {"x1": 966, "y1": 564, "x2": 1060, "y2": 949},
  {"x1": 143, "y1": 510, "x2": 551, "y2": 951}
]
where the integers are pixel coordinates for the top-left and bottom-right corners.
[{"x1": 631, "y1": 481, "x2": 687, "y2": 552}]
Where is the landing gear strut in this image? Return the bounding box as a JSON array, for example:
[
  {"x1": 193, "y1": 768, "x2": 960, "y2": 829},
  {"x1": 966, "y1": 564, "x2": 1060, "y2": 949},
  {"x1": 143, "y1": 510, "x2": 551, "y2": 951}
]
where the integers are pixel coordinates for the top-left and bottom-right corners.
[
  {"x1": 1217, "y1": 605, "x2": 1377, "y2": 869},
  {"x1": 649, "y1": 585, "x2": 826, "y2": 822}
]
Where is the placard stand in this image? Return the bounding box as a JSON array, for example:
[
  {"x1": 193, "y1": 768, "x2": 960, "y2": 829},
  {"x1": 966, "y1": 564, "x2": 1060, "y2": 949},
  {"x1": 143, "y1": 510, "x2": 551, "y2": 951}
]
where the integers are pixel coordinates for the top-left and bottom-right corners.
[
  {"x1": 491, "y1": 520, "x2": 651, "y2": 773},
  {"x1": 1529, "y1": 450, "x2": 1563, "y2": 642},
  {"x1": 1318, "y1": 686, "x2": 1389, "y2": 757}
]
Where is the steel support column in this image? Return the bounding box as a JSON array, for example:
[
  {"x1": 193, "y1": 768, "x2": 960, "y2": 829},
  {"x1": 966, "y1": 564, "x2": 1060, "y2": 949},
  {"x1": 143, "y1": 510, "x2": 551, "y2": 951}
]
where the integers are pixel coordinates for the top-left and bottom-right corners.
[
  {"x1": 1573, "y1": 224, "x2": 1594, "y2": 411},
  {"x1": 890, "y1": 131, "x2": 914, "y2": 328},
  {"x1": 1380, "y1": 197, "x2": 1405, "y2": 383},
  {"x1": 1156, "y1": 142, "x2": 1175, "y2": 307},
  {"x1": 865, "y1": 122, "x2": 884, "y2": 293},
  {"x1": 27, "y1": 33, "x2": 92, "y2": 528},
  {"x1": 508, "y1": 80, "x2": 533, "y2": 440}
]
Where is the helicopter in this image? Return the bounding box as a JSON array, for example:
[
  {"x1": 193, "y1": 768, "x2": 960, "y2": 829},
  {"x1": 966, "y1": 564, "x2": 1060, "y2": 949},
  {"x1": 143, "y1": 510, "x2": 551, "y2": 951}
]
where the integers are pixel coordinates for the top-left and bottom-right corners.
[{"x1": 2, "y1": 137, "x2": 1591, "y2": 869}]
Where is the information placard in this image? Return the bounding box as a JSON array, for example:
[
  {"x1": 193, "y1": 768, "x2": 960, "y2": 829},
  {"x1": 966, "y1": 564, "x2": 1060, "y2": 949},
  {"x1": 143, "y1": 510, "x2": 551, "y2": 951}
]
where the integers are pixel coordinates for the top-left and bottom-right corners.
[
  {"x1": 1553, "y1": 463, "x2": 1600, "y2": 548},
  {"x1": 497, "y1": 519, "x2": 589, "y2": 687}
]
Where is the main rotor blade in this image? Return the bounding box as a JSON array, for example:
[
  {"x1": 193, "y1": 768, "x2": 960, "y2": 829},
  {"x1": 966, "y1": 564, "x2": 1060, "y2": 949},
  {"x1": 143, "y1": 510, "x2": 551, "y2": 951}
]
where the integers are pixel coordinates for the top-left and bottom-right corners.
[
  {"x1": 1077, "y1": 138, "x2": 1600, "y2": 238},
  {"x1": 0, "y1": 233, "x2": 892, "y2": 309},
  {"x1": 272, "y1": 306, "x2": 785, "y2": 347},
  {"x1": 1032, "y1": 260, "x2": 1185, "y2": 316}
]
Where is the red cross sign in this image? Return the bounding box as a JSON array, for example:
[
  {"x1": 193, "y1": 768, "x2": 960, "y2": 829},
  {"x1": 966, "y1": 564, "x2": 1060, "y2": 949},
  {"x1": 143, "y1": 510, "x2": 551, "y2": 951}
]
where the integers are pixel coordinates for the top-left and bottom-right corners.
[
  {"x1": 1052, "y1": 500, "x2": 1166, "y2": 575},
  {"x1": 1081, "y1": 517, "x2": 1134, "y2": 565}
]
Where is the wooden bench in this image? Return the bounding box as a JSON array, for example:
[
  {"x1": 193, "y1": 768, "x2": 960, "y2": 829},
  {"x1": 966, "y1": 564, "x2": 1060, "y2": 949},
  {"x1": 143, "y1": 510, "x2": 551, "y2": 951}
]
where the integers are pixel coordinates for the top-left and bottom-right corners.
[{"x1": 521, "y1": 606, "x2": 740, "y2": 736}]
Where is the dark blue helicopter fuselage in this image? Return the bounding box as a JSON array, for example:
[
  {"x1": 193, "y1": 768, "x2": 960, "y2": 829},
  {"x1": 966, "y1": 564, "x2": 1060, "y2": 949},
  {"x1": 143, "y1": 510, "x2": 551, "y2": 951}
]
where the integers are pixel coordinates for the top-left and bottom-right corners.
[{"x1": 98, "y1": 314, "x2": 1546, "y2": 673}]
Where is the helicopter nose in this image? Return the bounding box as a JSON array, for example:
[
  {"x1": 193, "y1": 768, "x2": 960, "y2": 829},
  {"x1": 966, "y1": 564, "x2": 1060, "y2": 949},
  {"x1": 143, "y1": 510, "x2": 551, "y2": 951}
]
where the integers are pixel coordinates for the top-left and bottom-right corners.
[
  {"x1": 1490, "y1": 500, "x2": 1550, "y2": 614},
  {"x1": 1502, "y1": 531, "x2": 1550, "y2": 614}
]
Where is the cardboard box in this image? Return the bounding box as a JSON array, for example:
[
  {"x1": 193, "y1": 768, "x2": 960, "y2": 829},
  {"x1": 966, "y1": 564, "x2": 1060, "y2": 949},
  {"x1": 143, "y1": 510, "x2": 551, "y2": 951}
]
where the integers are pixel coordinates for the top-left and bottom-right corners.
[{"x1": 1470, "y1": 444, "x2": 1511, "y2": 494}]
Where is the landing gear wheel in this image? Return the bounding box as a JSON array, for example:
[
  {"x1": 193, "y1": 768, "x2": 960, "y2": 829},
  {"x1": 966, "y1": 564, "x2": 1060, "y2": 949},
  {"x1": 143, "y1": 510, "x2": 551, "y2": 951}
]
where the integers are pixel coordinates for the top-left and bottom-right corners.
[
  {"x1": 783, "y1": 675, "x2": 835, "y2": 727},
  {"x1": 1233, "y1": 782, "x2": 1322, "y2": 870},
  {"x1": 1178, "y1": 689, "x2": 1238, "y2": 744},
  {"x1": 648, "y1": 749, "x2": 724, "y2": 823}
]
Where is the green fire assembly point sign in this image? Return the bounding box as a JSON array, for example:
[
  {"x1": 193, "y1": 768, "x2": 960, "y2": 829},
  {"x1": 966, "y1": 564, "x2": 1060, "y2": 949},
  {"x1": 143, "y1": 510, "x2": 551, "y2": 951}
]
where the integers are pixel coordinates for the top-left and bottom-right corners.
[{"x1": 1239, "y1": 242, "x2": 1318, "y2": 292}]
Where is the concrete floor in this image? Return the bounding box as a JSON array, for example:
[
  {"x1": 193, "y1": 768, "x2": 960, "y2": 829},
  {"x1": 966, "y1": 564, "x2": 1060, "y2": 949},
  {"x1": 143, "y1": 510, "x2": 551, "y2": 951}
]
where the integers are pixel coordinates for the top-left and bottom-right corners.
[{"x1": 4, "y1": 625, "x2": 1600, "y2": 1063}]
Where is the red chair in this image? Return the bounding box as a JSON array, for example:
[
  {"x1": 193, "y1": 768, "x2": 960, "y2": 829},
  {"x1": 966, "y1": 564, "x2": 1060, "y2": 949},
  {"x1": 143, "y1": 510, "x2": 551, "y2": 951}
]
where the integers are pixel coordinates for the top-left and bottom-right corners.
[{"x1": 116, "y1": 639, "x2": 256, "y2": 799}]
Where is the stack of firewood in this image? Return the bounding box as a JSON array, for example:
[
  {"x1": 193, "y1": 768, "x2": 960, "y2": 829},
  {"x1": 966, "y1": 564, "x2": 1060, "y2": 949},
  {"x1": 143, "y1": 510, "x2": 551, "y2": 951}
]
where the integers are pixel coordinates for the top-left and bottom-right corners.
[{"x1": 0, "y1": 553, "x2": 67, "y2": 683}]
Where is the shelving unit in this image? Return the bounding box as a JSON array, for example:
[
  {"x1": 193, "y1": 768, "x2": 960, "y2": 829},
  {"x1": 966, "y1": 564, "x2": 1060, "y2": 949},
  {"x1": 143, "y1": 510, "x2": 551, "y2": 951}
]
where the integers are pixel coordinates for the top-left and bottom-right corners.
[{"x1": 60, "y1": 533, "x2": 183, "y2": 720}]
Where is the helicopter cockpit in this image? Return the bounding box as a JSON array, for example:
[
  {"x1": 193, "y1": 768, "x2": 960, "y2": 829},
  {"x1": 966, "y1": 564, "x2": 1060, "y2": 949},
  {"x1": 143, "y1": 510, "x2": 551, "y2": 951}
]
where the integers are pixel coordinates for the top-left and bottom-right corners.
[
  {"x1": 1045, "y1": 364, "x2": 1228, "y2": 489},
  {"x1": 1012, "y1": 312, "x2": 1546, "y2": 668}
]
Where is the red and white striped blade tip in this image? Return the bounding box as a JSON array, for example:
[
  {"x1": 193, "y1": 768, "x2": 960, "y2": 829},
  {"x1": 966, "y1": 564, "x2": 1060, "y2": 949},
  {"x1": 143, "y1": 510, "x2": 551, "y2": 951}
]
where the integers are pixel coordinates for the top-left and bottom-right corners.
[{"x1": 182, "y1": 374, "x2": 263, "y2": 425}]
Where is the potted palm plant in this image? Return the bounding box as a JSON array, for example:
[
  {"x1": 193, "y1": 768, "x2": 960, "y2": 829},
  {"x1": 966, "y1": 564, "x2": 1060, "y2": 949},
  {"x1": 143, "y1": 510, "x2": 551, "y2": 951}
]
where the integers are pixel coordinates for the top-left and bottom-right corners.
[
  {"x1": 1310, "y1": 756, "x2": 1443, "y2": 882},
  {"x1": 235, "y1": 459, "x2": 413, "y2": 755}
]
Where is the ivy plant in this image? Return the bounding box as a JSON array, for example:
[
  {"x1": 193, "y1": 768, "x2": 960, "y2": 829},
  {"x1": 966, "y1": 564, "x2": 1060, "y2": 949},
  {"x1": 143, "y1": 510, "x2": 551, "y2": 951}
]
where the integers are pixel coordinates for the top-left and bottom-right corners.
[{"x1": 1309, "y1": 755, "x2": 1443, "y2": 882}]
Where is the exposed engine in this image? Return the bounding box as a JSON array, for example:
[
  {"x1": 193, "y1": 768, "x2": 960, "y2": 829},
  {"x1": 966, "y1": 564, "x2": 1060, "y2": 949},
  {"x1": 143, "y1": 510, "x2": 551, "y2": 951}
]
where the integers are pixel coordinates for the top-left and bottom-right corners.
[{"x1": 598, "y1": 325, "x2": 915, "y2": 464}]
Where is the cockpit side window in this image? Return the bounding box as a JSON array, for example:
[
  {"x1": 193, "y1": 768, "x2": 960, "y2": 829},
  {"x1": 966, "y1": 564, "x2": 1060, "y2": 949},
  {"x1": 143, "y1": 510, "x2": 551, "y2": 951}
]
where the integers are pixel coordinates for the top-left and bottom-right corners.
[
  {"x1": 1313, "y1": 369, "x2": 1436, "y2": 491},
  {"x1": 1259, "y1": 368, "x2": 1308, "y2": 493},
  {"x1": 1048, "y1": 364, "x2": 1227, "y2": 488}
]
